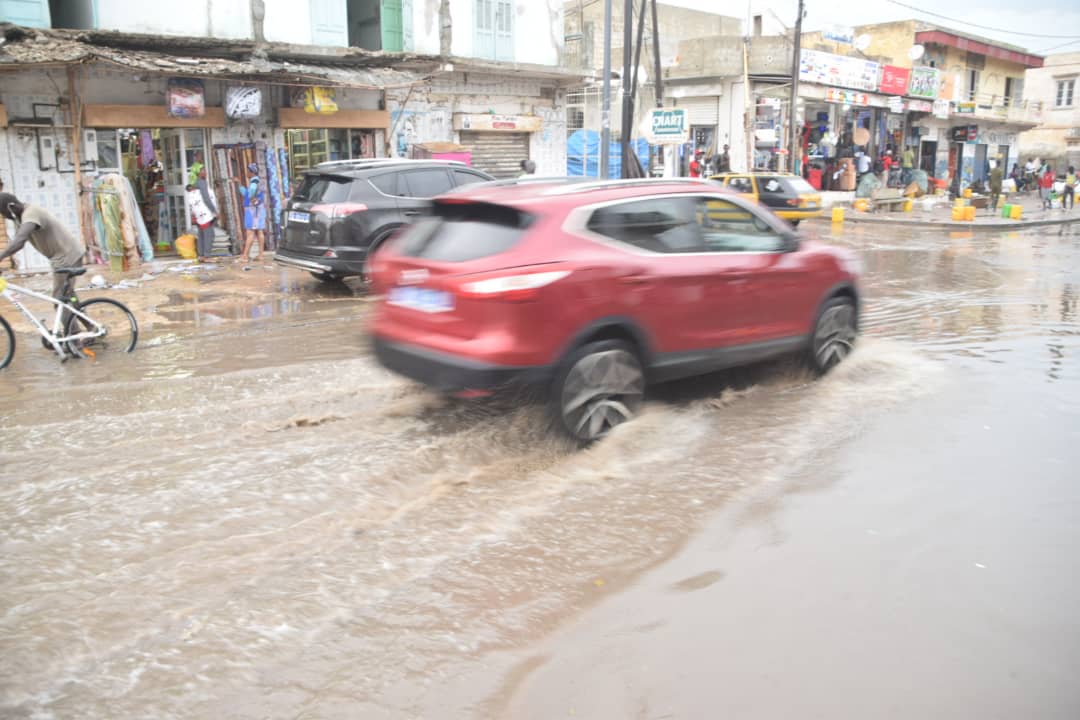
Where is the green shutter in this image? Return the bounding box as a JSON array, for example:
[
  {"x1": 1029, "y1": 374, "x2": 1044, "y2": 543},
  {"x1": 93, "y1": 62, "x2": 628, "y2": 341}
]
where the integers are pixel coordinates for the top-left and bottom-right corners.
[{"x1": 381, "y1": 0, "x2": 403, "y2": 52}]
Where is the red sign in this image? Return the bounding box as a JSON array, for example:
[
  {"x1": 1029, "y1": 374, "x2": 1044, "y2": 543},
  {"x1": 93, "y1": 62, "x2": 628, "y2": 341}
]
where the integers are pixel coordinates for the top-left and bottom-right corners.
[{"x1": 879, "y1": 65, "x2": 911, "y2": 96}]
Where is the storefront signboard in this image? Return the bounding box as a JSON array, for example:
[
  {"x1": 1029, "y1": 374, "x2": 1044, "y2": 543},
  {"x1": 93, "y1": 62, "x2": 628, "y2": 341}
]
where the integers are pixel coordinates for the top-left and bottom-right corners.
[
  {"x1": 823, "y1": 25, "x2": 855, "y2": 44},
  {"x1": 886, "y1": 96, "x2": 906, "y2": 114},
  {"x1": 225, "y1": 87, "x2": 262, "y2": 119},
  {"x1": 956, "y1": 102, "x2": 976, "y2": 114},
  {"x1": 824, "y1": 88, "x2": 870, "y2": 106},
  {"x1": 880, "y1": 65, "x2": 911, "y2": 96},
  {"x1": 453, "y1": 113, "x2": 543, "y2": 132},
  {"x1": 933, "y1": 99, "x2": 951, "y2": 119},
  {"x1": 950, "y1": 125, "x2": 978, "y2": 142},
  {"x1": 640, "y1": 108, "x2": 689, "y2": 145},
  {"x1": 167, "y1": 79, "x2": 206, "y2": 119},
  {"x1": 800, "y1": 49, "x2": 880, "y2": 92},
  {"x1": 907, "y1": 67, "x2": 940, "y2": 99},
  {"x1": 907, "y1": 99, "x2": 933, "y2": 113}
]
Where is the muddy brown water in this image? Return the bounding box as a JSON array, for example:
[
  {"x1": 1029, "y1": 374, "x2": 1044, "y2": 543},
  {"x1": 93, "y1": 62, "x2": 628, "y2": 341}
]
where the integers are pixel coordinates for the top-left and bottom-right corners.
[{"x1": 1, "y1": 226, "x2": 1078, "y2": 718}]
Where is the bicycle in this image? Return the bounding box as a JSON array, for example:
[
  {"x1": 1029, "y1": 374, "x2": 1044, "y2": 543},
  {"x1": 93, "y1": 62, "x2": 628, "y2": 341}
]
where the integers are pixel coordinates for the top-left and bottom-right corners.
[{"x1": 0, "y1": 266, "x2": 138, "y2": 370}]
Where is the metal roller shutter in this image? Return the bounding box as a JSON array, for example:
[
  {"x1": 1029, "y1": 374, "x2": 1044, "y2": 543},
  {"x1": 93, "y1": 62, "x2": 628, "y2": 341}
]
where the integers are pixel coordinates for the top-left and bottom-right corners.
[
  {"x1": 676, "y1": 96, "x2": 719, "y2": 125},
  {"x1": 459, "y1": 131, "x2": 530, "y2": 179}
]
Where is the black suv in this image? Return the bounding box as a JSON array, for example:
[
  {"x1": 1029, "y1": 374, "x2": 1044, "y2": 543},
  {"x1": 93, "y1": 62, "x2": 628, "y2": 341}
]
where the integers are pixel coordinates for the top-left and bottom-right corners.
[{"x1": 275, "y1": 159, "x2": 494, "y2": 281}]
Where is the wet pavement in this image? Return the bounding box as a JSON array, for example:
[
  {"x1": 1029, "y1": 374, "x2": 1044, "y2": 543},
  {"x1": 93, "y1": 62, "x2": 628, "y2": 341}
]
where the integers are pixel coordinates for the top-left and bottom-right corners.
[{"x1": 2, "y1": 225, "x2": 1078, "y2": 719}]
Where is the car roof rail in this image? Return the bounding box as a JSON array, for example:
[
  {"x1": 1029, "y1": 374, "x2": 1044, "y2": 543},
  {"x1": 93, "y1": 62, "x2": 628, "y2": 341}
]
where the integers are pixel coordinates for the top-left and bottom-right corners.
[
  {"x1": 542, "y1": 177, "x2": 715, "y2": 195},
  {"x1": 314, "y1": 158, "x2": 468, "y2": 170}
]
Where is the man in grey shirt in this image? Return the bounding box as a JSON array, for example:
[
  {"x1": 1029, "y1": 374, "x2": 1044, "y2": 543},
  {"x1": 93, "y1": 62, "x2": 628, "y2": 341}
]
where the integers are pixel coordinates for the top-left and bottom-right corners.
[{"x1": 0, "y1": 192, "x2": 85, "y2": 302}]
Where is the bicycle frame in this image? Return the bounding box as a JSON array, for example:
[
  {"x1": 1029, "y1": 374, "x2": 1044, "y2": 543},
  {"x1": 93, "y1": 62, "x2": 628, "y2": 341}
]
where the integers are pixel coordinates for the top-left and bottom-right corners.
[{"x1": 0, "y1": 279, "x2": 103, "y2": 359}]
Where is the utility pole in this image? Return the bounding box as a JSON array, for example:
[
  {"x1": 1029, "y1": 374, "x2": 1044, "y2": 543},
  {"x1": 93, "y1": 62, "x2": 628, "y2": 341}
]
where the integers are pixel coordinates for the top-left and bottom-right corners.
[
  {"x1": 743, "y1": 35, "x2": 753, "y2": 172},
  {"x1": 620, "y1": 0, "x2": 634, "y2": 177},
  {"x1": 788, "y1": 0, "x2": 805, "y2": 175},
  {"x1": 600, "y1": 0, "x2": 613, "y2": 179}
]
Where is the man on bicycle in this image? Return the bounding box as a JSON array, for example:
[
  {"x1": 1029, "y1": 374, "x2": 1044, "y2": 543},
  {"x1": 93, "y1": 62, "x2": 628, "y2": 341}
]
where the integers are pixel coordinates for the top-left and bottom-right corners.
[{"x1": 0, "y1": 192, "x2": 85, "y2": 304}]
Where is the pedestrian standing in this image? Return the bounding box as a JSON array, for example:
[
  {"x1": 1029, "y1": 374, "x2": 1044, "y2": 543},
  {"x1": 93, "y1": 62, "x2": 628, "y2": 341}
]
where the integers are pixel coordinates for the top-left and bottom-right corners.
[
  {"x1": 518, "y1": 159, "x2": 536, "y2": 177},
  {"x1": 689, "y1": 150, "x2": 704, "y2": 178},
  {"x1": 1064, "y1": 166, "x2": 1076, "y2": 211},
  {"x1": 856, "y1": 151, "x2": 871, "y2": 181},
  {"x1": 1038, "y1": 165, "x2": 1055, "y2": 210},
  {"x1": 716, "y1": 144, "x2": 731, "y2": 173},
  {"x1": 901, "y1": 145, "x2": 915, "y2": 186},
  {"x1": 186, "y1": 168, "x2": 217, "y2": 261},
  {"x1": 989, "y1": 161, "x2": 1003, "y2": 213},
  {"x1": 233, "y1": 163, "x2": 266, "y2": 263}
]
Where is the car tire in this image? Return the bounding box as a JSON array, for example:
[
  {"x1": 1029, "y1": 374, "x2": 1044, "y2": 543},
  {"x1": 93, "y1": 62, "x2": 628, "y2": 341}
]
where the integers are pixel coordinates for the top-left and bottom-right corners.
[
  {"x1": 311, "y1": 272, "x2": 343, "y2": 282},
  {"x1": 552, "y1": 339, "x2": 645, "y2": 443},
  {"x1": 362, "y1": 228, "x2": 399, "y2": 283},
  {"x1": 808, "y1": 296, "x2": 857, "y2": 374},
  {"x1": 790, "y1": 219, "x2": 801, "y2": 227}
]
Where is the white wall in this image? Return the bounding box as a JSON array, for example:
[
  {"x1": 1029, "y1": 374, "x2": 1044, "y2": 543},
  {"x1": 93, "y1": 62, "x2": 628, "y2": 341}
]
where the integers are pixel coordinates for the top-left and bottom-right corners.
[
  {"x1": 442, "y1": 0, "x2": 562, "y2": 65},
  {"x1": 263, "y1": 0, "x2": 314, "y2": 44},
  {"x1": 94, "y1": 0, "x2": 253, "y2": 39},
  {"x1": 410, "y1": 0, "x2": 442, "y2": 54}
]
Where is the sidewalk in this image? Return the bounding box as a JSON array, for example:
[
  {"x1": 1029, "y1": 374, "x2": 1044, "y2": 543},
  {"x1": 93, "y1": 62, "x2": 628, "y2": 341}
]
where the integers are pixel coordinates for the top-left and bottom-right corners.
[{"x1": 812, "y1": 191, "x2": 1080, "y2": 230}]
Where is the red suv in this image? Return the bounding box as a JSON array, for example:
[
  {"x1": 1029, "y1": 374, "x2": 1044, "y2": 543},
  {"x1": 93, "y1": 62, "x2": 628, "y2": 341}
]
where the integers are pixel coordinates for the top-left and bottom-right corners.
[{"x1": 370, "y1": 179, "x2": 860, "y2": 442}]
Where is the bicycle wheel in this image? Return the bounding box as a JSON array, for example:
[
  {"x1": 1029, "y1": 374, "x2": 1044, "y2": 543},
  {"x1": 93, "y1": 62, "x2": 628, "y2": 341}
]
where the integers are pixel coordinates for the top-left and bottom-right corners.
[
  {"x1": 64, "y1": 298, "x2": 138, "y2": 359},
  {"x1": 0, "y1": 314, "x2": 14, "y2": 370}
]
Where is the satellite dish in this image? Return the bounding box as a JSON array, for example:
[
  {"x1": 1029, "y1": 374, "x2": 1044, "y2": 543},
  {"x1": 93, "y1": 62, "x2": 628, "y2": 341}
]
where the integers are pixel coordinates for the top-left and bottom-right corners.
[
  {"x1": 854, "y1": 34, "x2": 872, "y2": 51},
  {"x1": 909, "y1": 44, "x2": 925, "y2": 60}
]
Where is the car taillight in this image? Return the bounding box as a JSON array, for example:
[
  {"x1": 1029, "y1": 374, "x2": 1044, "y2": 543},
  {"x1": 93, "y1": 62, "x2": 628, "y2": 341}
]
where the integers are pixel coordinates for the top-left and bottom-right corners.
[
  {"x1": 310, "y1": 203, "x2": 368, "y2": 218},
  {"x1": 786, "y1": 198, "x2": 801, "y2": 206},
  {"x1": 457, "y1": 270, "x2": 570, "y2": 302}
]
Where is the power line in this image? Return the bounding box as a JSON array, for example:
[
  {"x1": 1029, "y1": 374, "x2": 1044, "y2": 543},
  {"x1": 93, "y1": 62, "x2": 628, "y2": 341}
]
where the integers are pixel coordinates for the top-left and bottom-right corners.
[
  {"x1": 1036, "y1": 38, "x2": 1080, "y2": 54},
  {"x1": 884, "y1": 0, "x2": 1080, "y2": 39}
]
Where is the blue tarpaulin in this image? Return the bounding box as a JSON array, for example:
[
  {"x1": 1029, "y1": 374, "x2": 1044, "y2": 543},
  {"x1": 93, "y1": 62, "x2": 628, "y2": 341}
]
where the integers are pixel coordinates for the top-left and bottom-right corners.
[{"x1": 567, "y1": 129, "x2": 651, "y2": 178}]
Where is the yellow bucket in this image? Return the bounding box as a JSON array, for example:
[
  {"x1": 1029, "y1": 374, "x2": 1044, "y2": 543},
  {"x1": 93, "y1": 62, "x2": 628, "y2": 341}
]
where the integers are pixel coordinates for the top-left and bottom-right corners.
[
  {"x1": 954, "y1": 197, "x2": 966, "y2": 209},
  {"x1": 831, "y1": 207, "x2": 845, "y2": 223},
  {"x1": 903, "y1": 199, "x2": 914, "y2": 212},
  {"x1": 964, "y1": 206, "x2": 977, "y2": 221},
  {"x1": 951, "y1": 207, "x2": 965, "y2": 221},
  {"x1": 175, "y1": 234, "x2": 197, "y2": 259},
  {"x1": 963, "y1": 188, "x2": 973, "y2": 198},
  {"x1": 1010, "y1": 205, "x2": 1022, "y2": 220}
]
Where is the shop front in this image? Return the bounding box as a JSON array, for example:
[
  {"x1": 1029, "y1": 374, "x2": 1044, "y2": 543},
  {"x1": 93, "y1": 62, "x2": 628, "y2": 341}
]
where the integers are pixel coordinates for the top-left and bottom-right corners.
[
  {"x1": 452, "y1": 114, "x2": 542, "y2": 179},
  {"x1": 279, "y1": 107, "x2": 388, "y2": 185}
]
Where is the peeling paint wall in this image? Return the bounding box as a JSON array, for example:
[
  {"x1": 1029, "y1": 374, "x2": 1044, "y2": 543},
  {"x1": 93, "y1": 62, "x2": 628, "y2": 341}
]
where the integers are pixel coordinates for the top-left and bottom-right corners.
[{"x1": 385, "y1": 71, "x2": 567, "y2": 174}]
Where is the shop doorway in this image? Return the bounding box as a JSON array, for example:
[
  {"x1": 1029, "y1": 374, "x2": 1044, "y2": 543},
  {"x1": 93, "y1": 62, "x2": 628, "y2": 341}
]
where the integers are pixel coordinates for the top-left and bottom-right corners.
[
  {"x1": 949, "y1": 142, "x2": 963, "y2": 193},
  {"x1": 973, "y1": 144, "x2": 988, "y2": 183},
  {"x1": 997, "y1": 144, "x2": 1010, "y2": 172},
  {"x1": 285, "y1": 128, "x2": 376, "y2": 188},
  {"x1": 162, "y1": 129, "x2": 210, "y2": 248},
  {"x1": 920, "y1": 140, "x2": 937, "y2": 176}
]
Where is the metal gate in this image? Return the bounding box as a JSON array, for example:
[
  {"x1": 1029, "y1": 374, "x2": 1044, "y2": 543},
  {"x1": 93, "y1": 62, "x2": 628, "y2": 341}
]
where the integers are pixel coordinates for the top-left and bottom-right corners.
[{"x1": 459, "y1": 131, "x2": 530, "y2": 179}]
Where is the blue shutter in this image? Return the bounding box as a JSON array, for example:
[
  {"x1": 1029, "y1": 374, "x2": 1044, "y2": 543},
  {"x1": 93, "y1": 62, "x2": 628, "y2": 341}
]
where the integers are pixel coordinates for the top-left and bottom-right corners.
[
  {"x1": 0, "y1": 0, "x2": 52, "y2": 27},
  {"x1": 474, "y1": 0, "x2": 494, "y2": 60},
  {"x1": 310, "y1": 0, "x2": 347, "y2": 47},
  {"x1": 494, "y1": 0, "x2": 514, "y2": 62}
]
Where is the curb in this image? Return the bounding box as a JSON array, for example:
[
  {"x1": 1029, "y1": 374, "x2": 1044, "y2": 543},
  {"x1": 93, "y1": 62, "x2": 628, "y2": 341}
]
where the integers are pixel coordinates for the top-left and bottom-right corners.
[{"x1": 809, "y1": 214, "x2": 1080, "y2": 231}]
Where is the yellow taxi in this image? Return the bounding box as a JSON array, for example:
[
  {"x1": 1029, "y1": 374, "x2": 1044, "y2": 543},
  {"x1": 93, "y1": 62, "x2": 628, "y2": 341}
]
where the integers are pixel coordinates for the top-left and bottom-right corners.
[{"x1": 709, "y1": 172, "x2": 823, "y2": 225}]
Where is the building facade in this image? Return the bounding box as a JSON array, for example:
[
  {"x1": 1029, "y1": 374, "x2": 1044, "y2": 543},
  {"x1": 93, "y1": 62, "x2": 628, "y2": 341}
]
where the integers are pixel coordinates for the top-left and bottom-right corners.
[
  {"x1": 799, "y1": 21, "x2": 1043, "y2": 189},
  {"x1": 1019, "y1": 52, "x2": 1080, "y2": 172},
  {"x1": 0, "y1": 0, "x2": 577, "y2": 269}
]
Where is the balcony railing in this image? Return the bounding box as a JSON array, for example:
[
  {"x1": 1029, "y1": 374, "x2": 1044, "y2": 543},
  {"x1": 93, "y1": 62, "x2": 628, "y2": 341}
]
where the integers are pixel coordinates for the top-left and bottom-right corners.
[{"x1": 953, "y1": 94, "x2": 1041, "y2": 124}]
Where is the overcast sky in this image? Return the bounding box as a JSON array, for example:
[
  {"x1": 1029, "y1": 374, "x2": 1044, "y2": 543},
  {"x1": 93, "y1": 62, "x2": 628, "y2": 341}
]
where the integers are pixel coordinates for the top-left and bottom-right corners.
[{"x1": 662, "y1": 0, "x2": 1080, "y2": 56}]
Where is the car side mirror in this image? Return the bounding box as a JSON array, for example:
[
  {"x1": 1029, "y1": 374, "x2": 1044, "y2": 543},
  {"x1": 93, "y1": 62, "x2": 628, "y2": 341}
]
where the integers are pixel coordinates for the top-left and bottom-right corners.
[{"x1": 780, "y1": 231, "x2": 800, "y2": 253}]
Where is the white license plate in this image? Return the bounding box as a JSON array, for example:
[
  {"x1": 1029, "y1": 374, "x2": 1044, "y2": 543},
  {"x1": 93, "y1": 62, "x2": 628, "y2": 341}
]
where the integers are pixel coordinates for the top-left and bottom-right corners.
[
  {"x1": 388, "y1": 286, "x2": 454, "y2": 313},
  {"x1": 805, "y1": 202, "x2": 818, "y2": 208},
  {"x1": 288, "y1": 211, "x2": 310, "y2": 223}
]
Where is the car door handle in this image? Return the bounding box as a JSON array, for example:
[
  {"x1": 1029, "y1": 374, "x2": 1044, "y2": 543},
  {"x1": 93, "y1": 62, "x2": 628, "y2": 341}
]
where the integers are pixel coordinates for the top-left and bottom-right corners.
[
  {"x1": 619, "y1": 274, "x2": 652, "y2": 285},
  {"x1": 403, "y1": 210, "x2": 421, "y2": 217}
]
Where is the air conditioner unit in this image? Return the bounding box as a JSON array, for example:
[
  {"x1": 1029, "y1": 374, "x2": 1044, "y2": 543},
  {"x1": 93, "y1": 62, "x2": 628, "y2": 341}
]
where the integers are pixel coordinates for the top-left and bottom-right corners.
[{"x1": 82, "y1": 129, "x2": 98, "y2": 160}]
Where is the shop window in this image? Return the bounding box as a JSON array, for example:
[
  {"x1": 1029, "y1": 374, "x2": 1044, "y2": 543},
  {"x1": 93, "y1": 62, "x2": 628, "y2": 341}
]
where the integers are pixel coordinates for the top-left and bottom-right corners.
[
  {"x1": 966, "y1": 69, "x2": 980, "y2": 102},
  {"x1": 347, "y1": 0, "x2": 407, "y2": 51},
  {"x1": 474, "y1": 0, "x2": 514, "y2": 61},
  {"x1": 1056, "y1": 78, "x2": 1076, "y2": 108}
]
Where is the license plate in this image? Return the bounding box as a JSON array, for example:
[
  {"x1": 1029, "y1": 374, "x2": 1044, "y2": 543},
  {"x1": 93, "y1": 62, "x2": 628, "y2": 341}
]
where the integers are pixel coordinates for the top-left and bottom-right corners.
[
  {"x1": 388, "y1": 286, "x2": 454, "y2": 313},
  {"x1": 288, "y1": 211, "x2": 310, "y2": 223},
  {"x1": 805, "y1": 202, "x2": 818, "y2": 208}
]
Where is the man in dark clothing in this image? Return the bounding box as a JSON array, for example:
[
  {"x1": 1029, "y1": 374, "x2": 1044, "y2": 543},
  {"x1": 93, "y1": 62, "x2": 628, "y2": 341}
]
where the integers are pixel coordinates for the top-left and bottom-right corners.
[
  {"x1": 989, "y1": 161, "x2": 1004, "y2": 213},
  {"x1": 0, "y1": 192, "x2": 84, "y2": 302},
  {"x1": 715, "y1": 144, "x2": 731, "y2": 173},
  {"x1": 194, "y1": 166, "x2": 218, "y2": 261}
]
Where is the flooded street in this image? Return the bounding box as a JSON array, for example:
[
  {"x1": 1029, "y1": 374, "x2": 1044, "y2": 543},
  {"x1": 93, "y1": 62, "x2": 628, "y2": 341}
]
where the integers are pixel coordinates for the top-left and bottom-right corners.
[{"x1": 2, "y1": 223, "x2": 1078, "y2": 718}]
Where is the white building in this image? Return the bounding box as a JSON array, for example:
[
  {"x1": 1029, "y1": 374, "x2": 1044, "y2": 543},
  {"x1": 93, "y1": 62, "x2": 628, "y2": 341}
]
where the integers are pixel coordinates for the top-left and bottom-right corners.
[{"x1": 1019, "y1": 52, "x2": 1080, "y2": 172}]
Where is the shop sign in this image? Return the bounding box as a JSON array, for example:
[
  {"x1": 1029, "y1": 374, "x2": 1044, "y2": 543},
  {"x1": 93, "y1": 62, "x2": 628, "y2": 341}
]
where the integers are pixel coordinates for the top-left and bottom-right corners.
[
  {"x1": 879, "y1": 65, "x2": 911, "y2": 96},
  {"x1": 950, "y1": 124, "x2": 978, "y2": 142},
  {"x1": 799, "y1": 49, "x2": 880, "y2": 92},
  {"x1": 291, "y1": 87, "x2": 338, "y2": 115},
  {"x1": 956, "y1": 101, "x2": 976, "y2": 114},
  {"x1": 166, "y1": 79, "x2": 206, "y2": 119},
  {"x1": 640, "y1": 108, "x2": 689, "y2": 145},
  {"x1": 907, "y1": 99, "x2": 933, "y2": 113},
  {"x1": 907, "y1": 67, "x2": 940, "y2": 99},
  {"x1": 823, "y1": 25, "x2": 855, "y2": 44},
  {"x1": 225, "y1": 87, "x2": 262, "y2": 119},
  {"x1": 933, "y1": 99, "x2": 951, "y2": 119},
  {"x1": 824, "y1": 88, "x2": 870, "y2": 106},
  {"x1": 886, "y1": 96, "x2": 906, "y2": 113},
  {"x1": 453, "y1": 113, "x2": 543, "y2": 132}
]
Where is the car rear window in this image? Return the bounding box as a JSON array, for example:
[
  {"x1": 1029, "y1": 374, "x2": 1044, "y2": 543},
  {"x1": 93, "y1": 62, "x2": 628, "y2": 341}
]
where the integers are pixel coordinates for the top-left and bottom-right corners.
[
  {"x1": 783, "y1": 177, "x2": 816, "y2": 194},
  {"x1": 292, "y1": 174, "x2": 353, "y2": 203},
  {"x1": 396, "y1": 202, "x2": 533, "y2": 263}
]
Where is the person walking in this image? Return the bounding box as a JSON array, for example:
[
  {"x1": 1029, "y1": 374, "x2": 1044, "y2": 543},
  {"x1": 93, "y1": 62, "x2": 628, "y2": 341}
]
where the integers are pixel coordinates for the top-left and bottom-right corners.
[
  {"x1": 1064, "y1": 166, "x2": 1076, "y2": 211},
  {"x1": 0, "y1": 192, "x2": 84, "y2": 306},
  {"x1": 233, "y1": 164, "x2": 266, "y2": 263},
  {"x1": 856, "y1": 150, "x2": 872, "y2": 182},
  {"x1": 518, "y1": 159, "x2": 536, "y2": 177},
  {"x1": 689, "y1": 150, "x2": 704, "y2": 178},
  {"x1": 989, "y1": 161, "x2": 1003, "y2": 213},
  {"x1": 1038, "y1": 165, "x2": 1055, "y2": 210},
  {"x1": 186, "y1": 167, "x2": 218, "y2": 261}
]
